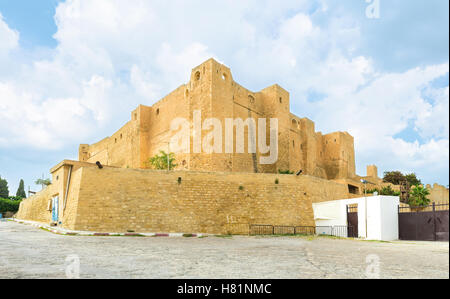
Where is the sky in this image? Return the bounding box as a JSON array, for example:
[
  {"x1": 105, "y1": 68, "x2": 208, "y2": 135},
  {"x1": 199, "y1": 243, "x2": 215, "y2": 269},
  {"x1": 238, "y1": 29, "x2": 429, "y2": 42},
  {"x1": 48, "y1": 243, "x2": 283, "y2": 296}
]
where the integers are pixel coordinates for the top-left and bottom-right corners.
[{"x1": 0, "y1": 0, "x2": 448, "y2": 194}]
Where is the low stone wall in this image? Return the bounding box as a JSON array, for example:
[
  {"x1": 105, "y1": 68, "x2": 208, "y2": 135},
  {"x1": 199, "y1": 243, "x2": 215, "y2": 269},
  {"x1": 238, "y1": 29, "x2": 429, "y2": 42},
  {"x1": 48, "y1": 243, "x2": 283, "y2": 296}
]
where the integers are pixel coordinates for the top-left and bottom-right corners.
[
  {"x1": 16, "y1": 162, "x2": 350, "y2": 234},
  {"x1": 16, "y1": 187, "x2": 53, "y2": 224}
]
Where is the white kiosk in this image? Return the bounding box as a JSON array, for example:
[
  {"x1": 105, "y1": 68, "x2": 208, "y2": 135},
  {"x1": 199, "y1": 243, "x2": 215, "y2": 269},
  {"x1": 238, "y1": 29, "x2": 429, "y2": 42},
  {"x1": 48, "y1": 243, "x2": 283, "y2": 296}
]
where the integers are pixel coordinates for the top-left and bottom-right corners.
[{"x1": 312, "y1": 196, "x2": 400, "y2": 241}]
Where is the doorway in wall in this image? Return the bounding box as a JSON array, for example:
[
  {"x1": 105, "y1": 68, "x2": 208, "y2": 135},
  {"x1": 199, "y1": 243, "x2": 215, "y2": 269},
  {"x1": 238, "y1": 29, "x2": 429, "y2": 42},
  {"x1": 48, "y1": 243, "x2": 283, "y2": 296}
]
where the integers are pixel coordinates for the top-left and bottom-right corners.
[
  {"x1": 51, "y1": 196, "x2": 59, "y2": 223},
  {"x1": 347, "y1": 204, "x2": 358, "y2": 238}
]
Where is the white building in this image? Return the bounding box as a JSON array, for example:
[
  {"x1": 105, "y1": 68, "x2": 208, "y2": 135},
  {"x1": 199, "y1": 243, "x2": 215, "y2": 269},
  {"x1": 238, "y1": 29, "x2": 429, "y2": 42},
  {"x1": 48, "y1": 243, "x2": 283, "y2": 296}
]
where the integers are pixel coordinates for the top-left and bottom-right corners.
[{"x1": 312, "y1": 196, "x2": 399, "y2": 241}]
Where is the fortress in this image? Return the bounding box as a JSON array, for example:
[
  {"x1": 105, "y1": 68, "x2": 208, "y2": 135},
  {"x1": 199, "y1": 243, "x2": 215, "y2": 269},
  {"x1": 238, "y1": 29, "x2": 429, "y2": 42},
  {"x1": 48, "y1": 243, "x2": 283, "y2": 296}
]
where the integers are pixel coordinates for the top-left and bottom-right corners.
[
  {"x1": 79, "y1": 58, "x2": 356, "y2": 181},
  {"x1": 16, "y1": 59, "x2": 448, "y2": 234}
]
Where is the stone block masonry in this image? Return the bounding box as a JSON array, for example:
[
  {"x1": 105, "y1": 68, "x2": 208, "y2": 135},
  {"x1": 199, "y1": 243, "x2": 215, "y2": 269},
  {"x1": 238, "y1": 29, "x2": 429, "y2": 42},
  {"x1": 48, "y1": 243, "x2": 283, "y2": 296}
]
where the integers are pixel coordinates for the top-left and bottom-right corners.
[
  {"x1": 17, "y1": 161, "x2": 349, "y2": 234},
  {"x1": 78, "y1": 58, "x2": 357, "y2": 181}
]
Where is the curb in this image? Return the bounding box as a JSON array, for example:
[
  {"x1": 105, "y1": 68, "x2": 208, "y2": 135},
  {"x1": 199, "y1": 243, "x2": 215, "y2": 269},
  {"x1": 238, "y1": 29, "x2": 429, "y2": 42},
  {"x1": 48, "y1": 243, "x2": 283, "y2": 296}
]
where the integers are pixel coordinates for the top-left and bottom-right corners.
[{"x1": 8, "y1": 218, "x2": 205, "y2": 238}]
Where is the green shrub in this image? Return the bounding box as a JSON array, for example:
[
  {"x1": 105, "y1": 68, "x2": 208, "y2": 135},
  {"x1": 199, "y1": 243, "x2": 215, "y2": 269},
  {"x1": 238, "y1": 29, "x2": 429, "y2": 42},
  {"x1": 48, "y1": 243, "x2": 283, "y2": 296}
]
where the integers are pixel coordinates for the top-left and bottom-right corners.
[
  {"x1": 0, "y1": 198, "x2": 21, "y2": 213},
  {"x1": 278, "y1": 170, "x2": 294, "y2": 175},
  {"x1": 365, "y1": 186, "x2": 400, "y2": 196},
  {"x1": 146, "y1": 151, "x2": 177, "y2": 170},
  {"x1": 8, "y1": 196, "x2": 22, "y2": 201},
  {"x1": 365, "y1": 188, "x2": 380, "y2": 194},
  {"x1": 379, "y1": 185, "x2": 401, "y2": 196}
]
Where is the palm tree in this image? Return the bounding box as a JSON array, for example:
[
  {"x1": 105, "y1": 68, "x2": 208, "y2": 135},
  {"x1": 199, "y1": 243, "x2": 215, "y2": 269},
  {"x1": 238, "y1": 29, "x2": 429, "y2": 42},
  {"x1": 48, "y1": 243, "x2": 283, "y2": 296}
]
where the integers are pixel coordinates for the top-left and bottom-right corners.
[
  {"x1": 35, "y1": 178, "x2": 51, "y2": 190},
  {"x1": 408, "y1": 185, "x2": 431, "y2": 207}
]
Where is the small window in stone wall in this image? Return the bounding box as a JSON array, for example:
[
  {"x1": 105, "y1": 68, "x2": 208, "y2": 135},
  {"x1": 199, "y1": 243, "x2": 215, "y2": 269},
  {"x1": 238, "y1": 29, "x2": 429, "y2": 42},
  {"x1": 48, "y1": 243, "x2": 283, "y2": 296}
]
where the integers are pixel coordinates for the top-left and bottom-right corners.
[
  {"x1": 222, "y1": 73, "x2": 227, "y2": 81},
  {"x1": 248, "y1": 95, "x2": 255, "y2": 103},
  {"x1": 156, "y1": 108, "x2": 160, "y2": 115},
  {"x1": 195, "y1": 71, "x2": 201, "y2": 81},
  {"x1": 279, "y1": 97, "x2": 283, "y2": 103},
  {"x1": 348, "y1": 185, "x2": 359, "y2": 194}
]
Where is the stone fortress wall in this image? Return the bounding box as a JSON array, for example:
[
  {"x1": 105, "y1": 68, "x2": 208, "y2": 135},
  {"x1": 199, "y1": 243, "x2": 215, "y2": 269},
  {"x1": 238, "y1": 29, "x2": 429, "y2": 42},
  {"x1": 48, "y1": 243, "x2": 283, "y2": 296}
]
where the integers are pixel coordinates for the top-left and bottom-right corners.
[
  {"x1": 79, "y1": 59, "x2": 356, "y2": 181},
  {"x1": 16, "y1": 160, "x2": 350, "y2": 234}
]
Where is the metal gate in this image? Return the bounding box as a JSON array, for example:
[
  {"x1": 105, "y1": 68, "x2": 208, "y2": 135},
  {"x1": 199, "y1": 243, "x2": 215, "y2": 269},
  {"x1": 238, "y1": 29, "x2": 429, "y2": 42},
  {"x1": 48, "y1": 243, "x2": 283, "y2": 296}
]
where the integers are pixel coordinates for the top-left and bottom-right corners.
[
  {"x1": 347, "y1": 204, "x2": 358, "y2": 238},
  {"x1": 399, "y1": 203, "x2": 449, "y2": 241}
]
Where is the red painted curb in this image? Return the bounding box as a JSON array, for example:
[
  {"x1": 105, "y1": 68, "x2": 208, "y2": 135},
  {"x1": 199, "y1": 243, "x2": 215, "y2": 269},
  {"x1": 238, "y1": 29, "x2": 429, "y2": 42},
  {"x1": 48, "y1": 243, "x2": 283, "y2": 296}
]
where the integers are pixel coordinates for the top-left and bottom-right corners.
[
  {"x1": 94, "y1": 233, "x2": 110, "y2": 236},
  {"x1": 155, "y1": 233, "x2": 169, "y2": 237}
]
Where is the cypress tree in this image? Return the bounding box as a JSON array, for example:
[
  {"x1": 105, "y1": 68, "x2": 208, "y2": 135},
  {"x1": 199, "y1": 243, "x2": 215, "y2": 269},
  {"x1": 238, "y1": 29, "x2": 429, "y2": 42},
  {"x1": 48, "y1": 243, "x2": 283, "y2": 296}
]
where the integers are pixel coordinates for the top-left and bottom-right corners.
[
  {"x1": 0, "y1": 176, "x2": 9, "y2": 199},
  {"x1": 16, "y1": 179, "x2": 26, "y2": 198}
]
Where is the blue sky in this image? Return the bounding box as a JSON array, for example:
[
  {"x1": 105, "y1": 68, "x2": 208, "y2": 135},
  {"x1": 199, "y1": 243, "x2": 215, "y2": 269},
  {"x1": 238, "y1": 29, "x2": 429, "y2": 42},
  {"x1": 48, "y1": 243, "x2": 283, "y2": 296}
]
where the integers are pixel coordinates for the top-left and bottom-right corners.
[
  {"x1": 0, "y1": 0, "x2": 448, "y2": 194},
  {"x1": 0, "y1": 0, "x2": 61, "y2": 48}
]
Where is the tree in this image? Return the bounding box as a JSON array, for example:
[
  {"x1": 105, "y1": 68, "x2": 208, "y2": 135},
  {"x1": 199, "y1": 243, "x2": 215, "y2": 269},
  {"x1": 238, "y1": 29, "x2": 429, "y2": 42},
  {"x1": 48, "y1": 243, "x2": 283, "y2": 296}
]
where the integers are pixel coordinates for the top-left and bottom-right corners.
[
  {"x1": 35, "y1": 178, "x2": 51, "y2": 190},
  {"x1": 0, "y1": 176, "x2": 9, "y2": 199},
  {"x1": 16, "y1": 179, "x2": 26, "y2": 198},
  {"x1": 147, "y1": 151, "x2": 177, "y2": 170},
  {"x1": 383, "y1": 171, "x2": 406, "y2": 185},
  {"x1": 404, "y1": 173, "x2": 422, "y2": 187},
  {"x1": 409, "y1": 185, "x2": 431, "y2": 207},
  {"x1": 379, "y1": 185, "x2": 401, "y2": 196}
]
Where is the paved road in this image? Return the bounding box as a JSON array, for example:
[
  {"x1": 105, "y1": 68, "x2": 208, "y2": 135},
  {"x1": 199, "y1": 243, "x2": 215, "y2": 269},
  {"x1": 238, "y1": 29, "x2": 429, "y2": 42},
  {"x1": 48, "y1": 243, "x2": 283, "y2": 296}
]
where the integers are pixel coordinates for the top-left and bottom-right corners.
[{"x1": 0, "y1": 221, "x2": 448, "y2": 279}]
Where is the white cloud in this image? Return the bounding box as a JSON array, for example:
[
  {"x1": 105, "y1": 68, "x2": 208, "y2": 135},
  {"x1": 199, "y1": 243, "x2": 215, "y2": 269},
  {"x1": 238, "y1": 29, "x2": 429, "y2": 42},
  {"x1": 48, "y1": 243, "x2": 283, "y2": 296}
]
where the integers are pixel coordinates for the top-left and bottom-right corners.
[
  {"x1": 309, "y1": 63, "x2": 449, "y2": 184},
  {"x1": 0, "y1": 13, "x2": 19, "y2": 55},
  {"x1": 130, "y1": 65, "x2": 161, "y2": 102},
  {"x1": 415, "y1": 86, "x2": 449, "y2": 140},
  {"x1": 0, "y1": 0, "x2": 447, "y2": 185},
  {"x1": 0, "y1": 76, "x2": 112, "y2": 149},
  {"x1": 279, "y1": 13, "x2": 318, "y2": 40},
  {"x1": 155, "y1": 42, "x2": 215, "y2": 87}
]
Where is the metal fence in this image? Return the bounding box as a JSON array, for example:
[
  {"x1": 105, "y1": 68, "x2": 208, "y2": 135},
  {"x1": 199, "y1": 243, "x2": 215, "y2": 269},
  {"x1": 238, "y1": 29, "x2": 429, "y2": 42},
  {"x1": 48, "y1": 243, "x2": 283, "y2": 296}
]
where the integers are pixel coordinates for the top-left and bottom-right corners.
[
  {"x1": 399, "y1": 202, "x2": 449, "y2": 213},
  {"x1": 249, "y1": 224, "x2": 355, "y2": 238}
]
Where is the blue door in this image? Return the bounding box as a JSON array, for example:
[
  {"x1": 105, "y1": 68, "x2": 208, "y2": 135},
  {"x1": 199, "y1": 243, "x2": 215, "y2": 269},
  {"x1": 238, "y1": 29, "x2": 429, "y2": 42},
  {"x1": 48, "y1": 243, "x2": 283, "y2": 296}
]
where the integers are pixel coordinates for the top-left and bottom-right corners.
[{"x1": 52, "y1": 196, "x2": 59, "y2": 222}]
